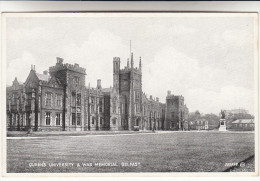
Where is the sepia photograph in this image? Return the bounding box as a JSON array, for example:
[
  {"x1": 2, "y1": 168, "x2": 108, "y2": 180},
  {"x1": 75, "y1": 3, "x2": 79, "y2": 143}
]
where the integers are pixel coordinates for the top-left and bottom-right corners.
[{"x1": 1, "y1": 12, "x2": 258, "y2": 176}]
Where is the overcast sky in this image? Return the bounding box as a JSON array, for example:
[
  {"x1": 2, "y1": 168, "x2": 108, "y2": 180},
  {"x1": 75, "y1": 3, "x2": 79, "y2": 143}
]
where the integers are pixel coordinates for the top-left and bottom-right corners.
[{"x1": 5, "y1": 13, "x2": 256, "y2": 114}]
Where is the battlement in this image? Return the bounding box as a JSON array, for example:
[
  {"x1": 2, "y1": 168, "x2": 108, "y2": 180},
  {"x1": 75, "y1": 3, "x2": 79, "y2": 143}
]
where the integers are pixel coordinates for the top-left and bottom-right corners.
[
  {"x1": 113, "y1": 57, "x2": 120, "y2": 62},
  {"x1": 113, "y1": 52, "x2": 142, "y2": 75},
  {"x1": 49, "y1": 57, "x2": 86, "y2": 74},
  {"x1": 166, "y1": 92, "x2": 184, "y2": 100},
  {"x1": 119, "y1": 66, "x2": 141, "y2": 74}
]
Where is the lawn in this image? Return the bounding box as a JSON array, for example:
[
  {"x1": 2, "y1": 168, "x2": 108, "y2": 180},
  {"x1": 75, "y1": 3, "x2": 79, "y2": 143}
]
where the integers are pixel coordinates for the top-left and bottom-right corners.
[{"x1": 6, "y1": 131, "x2": 254, "y2": 173}]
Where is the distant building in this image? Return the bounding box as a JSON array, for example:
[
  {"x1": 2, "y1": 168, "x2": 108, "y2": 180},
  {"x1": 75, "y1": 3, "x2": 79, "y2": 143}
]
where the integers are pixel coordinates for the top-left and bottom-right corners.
[
  {"x1": 6, "y1": 54, "x2": 188, "y2": 132},
  {"x1": 230, "y1": 119, "x2": 254, "y2": 131},
  {"x1": 189, "y1": 119, "x2": 208, "y2": 130},
  {"x1": 188, "y1": 118, "x2": 220, "y2": 131}
]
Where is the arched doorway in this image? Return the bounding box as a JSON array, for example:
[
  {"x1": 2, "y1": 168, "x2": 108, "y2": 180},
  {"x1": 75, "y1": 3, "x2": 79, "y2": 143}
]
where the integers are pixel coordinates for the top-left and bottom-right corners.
[
  {"x1": 135, "y1": 117, "x2": 141, "y2": 126},
  {"x1": 112, "y1": 117, "x2": 117, "y2": 125}
]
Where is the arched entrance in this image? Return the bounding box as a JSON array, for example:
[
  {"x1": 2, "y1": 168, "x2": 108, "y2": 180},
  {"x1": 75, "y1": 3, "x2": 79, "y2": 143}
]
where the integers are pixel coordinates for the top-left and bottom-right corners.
[{"x1": 135, "y1": 117, "x2": 141, "y2": 126}]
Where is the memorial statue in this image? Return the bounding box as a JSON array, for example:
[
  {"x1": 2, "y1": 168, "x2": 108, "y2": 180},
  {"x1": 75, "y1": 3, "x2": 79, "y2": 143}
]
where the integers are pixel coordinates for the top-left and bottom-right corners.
[{"x1": 220, "y1": 110, "x2": 225, "y2": 119}]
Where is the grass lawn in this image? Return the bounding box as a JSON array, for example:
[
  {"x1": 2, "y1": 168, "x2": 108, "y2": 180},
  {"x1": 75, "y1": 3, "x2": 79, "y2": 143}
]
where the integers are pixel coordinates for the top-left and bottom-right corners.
[{"x1": 7, "y1": 131, "x2": 254, "y2": 173}]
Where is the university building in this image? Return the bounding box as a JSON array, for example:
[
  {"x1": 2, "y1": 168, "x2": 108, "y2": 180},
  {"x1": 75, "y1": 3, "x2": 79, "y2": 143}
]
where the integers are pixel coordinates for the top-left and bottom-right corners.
[{"x1": 6, "y1": 53, "x2": 189, "y2": 131}]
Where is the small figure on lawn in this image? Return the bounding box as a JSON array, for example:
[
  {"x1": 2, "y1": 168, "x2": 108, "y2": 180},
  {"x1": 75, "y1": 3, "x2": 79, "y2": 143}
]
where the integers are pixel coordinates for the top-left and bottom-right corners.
[{"x1": 27, "y1": 127, "x2": 32, "y2": 136}]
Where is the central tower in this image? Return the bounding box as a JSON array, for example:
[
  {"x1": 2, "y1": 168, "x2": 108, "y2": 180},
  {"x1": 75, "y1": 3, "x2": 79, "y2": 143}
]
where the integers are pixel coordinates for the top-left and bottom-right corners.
[{"x1": 111, "y1": 51, "x2": 142, "y2": 130}]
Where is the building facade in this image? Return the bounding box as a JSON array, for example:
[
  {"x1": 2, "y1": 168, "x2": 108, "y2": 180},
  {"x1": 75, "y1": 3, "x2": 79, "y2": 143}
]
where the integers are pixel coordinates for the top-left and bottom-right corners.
[
  {"x1": 6, "y1": 54, "x2": 188, "y2": 132},
  {"x1": 230, "y1": 119, "x2": 254, "y2": 131},
  {"x1": 189, "y1": 119, "x2": 209, "y2": 130}
]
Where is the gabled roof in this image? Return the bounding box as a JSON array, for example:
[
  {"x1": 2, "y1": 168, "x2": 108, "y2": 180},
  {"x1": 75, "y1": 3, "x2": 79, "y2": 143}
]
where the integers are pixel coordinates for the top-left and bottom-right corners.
[
  {"x1": 232, "y1": 119, "x2": 254, "y2": 124},
  {"x1": 44, "y1": 76, "x2": 62, "y2": 88},
  {"x1": 8, "y1": 77, "x2": 24, "y2": 91},
  {"x1": 24, "y1": 70, "x2": 40, "y2": 86}
]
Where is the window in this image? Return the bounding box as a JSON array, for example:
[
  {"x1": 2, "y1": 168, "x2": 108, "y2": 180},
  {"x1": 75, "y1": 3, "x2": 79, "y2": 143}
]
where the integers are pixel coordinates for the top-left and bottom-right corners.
[
  {"x1": 76, "y1": 93, "x2": 81, "y2": 106},
  {"x1": 121, "y1": 104, "x2": 124, "y2": 114},
  {"x1": 113, "y1": 101, "x2": 116, "y2": 113},
  {"x1": 46, "y1": 112, "x2": 51, "y2": 125},
  {"x1": 45, "y1": 93, "x2": 52, "y2": 106},
  {"x1": 27, "y1": 93, "x2": 32, "y2": 106},
  {"x1": 56, "y1": 113, "x2": 61, "y2": 125},
  {"x1": 99, "y1": 99, "x2": 103, "y2": 113},
  {"x1": 244, "y1": 124, "x2": 248, "y2": 127},
  {"x1": 72, "y1": 92, "x2": 76, "y2": 106},
  {"x1": 112, "y1": 118, "x2": 116, "y2": 125},
  {"x1": 73, "y1": 76, "x2": 80, "y2": 85},
  {"x1": 136, "y1": 104, "x2": 140, "y2": 113},
  {"x1": 92, "y1": 117, "x2": 95, "y2": 124},
  {"x1": 123, "y1": 80, "x2": 127, "y2": 86},
  {"x1": 239, "y1": 124, "x2": 243, "y2": 127},
  {"x1": 91, "y1": 105, "x2": 94, "y2": 113},
  {"x1": 56, "y1": 94, "x2": 62, "y2": 107},
  {"x1": 38, "y1": 96, "x2": 41, "y2": 109},
  {"x1": 136, "y1": 92, "x2": 140, "y2": 99},
  {"x1": 12, "y1": 93, "x2": 16, "y2": 104},
  {"x1": 77, "y1": 113, "x2": 81, "y2": 125},
  {"x1": 72, "y1": 113, "x2": 76, "y2": 125},
  {"x1": 100, "y1": 117, "x2": 103, "y2": 125}
]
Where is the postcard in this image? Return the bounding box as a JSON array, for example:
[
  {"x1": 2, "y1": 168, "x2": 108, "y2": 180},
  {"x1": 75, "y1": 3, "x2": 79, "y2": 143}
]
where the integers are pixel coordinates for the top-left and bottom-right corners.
[{"x1": 1, "y1": 12, "x2": 258, "y2": 176}]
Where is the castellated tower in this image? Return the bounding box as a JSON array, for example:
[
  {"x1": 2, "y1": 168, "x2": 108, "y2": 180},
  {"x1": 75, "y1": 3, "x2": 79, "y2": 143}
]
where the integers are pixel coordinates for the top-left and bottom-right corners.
[
  {"x1": 49, "y1": 57, "x2": 86, "y2": 131},
  {"x1": 165, "y1": 91, "x2": 185, "y2": 130},
  {"x1": 111, "y1": 53, "x2": 142, "y2": 131}
]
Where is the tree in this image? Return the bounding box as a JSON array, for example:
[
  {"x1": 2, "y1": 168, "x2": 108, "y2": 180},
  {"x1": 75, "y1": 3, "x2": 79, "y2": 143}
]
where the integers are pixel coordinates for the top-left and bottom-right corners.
[{"x1": 188, "y1": 110, "x2": 201, "y2": 121}]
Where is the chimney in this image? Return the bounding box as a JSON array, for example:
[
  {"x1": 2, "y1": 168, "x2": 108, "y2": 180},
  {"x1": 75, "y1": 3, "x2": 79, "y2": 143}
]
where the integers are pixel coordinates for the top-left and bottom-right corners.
[
  {"x1": 43, "y1": 70, "x2": 48, "y2": 75},
  {"x1": 167, "y1": 90, "x2": 171, "y2": 96},
  {"x1": 97, "y1": 79, "x2": 102, "y2": 89},
  {"x1": 150, "y1": 95, "x2": 153, "y2": 100},
  {"x1": 31, "y1": 65, "x2": 35, "y2": 71},
  {"x1": 156, "y1": 97, "x2": 159, "y2": 102}
]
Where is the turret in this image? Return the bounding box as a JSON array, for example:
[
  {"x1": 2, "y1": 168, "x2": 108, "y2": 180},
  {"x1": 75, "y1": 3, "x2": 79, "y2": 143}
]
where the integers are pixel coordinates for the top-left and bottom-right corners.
[
  {"x1": 139, "y1": 56, "x2": 142, "y2": 71},
  {"x1": 131, "y1": 53, "x2": 134, "y2": 68},
  {"x1": 113, "y1": 57, "x2": 120, "y2": 74},
  {"x1": 113, "y1": 57, "x2": 120, "y2": 90}
]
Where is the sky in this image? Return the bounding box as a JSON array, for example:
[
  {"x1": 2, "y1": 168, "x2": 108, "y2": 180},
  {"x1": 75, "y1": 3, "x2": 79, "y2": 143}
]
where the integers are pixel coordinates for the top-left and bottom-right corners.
[{"x1": 5, "y1": 13, "x2": 256, "y2": 115}]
